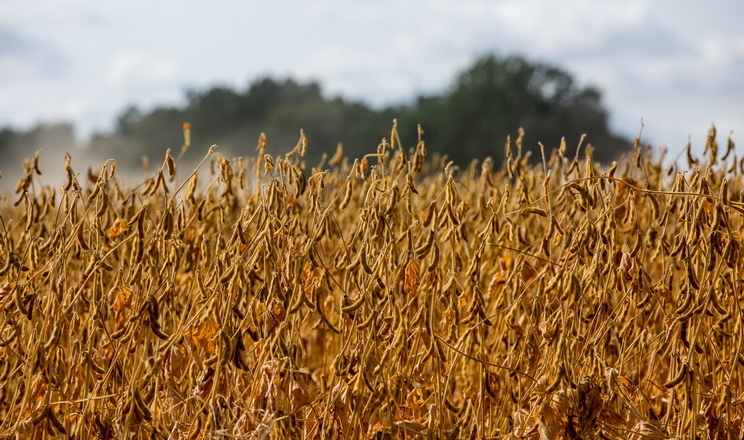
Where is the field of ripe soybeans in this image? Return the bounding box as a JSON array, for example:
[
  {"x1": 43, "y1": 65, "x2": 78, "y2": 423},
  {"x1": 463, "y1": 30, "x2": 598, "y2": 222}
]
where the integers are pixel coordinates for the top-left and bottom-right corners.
[{"x1": 0, "y1": 125, "x2": 742, "y2": 439}]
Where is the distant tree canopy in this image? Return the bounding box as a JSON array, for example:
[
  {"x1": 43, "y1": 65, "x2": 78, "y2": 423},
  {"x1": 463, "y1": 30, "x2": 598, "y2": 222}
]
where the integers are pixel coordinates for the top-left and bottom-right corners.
[
  {"x1": 0, "y1": 123, "x2": 78, "y2": 165},
  {"x1": 2, "y1": 54, "x2": 630, "y2": 172},
  {"x1": 88, "y1": 77, "x2": 397, "y2": 168},
  {"x1": 397, "y1": 55, "x2": 627, "y2": 164}
]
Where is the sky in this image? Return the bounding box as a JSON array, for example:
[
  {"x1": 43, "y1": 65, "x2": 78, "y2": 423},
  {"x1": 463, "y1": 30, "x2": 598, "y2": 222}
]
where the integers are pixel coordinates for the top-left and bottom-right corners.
[{"x1": 1, "y1": 0, "x2": 743, "y2": 160}]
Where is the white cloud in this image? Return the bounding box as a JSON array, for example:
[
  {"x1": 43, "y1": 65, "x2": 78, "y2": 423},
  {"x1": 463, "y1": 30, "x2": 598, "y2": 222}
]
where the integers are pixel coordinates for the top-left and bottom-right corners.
[{"x1": 107, "y1": 51, "x2": 177, "y2": 87}]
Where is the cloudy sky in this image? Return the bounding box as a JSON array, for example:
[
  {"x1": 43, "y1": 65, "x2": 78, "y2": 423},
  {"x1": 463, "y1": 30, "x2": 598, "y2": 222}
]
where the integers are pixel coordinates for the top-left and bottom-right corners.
[{"x1": 1, "y1": 0, "x2": 742, "y2": 159}]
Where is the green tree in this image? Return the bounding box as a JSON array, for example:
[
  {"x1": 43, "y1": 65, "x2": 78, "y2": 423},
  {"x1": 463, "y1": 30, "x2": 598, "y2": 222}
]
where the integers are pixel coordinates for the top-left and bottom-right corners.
[
  {"x1": 84, "y1": 55, "x2": 629, "y2": 171},
  {"x1": 398, "y1": 55, "x2": 628, "y2": 164},
  {"x1": 90, "y1": 77, "x2": 395, "y2": 167}
]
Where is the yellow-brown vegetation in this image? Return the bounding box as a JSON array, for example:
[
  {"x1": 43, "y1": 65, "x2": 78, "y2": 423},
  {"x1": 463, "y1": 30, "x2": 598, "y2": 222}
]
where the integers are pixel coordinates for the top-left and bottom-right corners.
[{"x1": 0, "y1": 124, "x2": 742, "y2": 439}]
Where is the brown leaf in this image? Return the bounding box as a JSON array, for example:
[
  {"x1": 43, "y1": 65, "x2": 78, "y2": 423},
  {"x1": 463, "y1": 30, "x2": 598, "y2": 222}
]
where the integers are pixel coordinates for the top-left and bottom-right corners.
[
  {"x1": 189, "y1": 316, "x2": 220, "y2": 354},
  {"x1": 290, "y1": 385, "x2": 309, "y2": 415},
  {"x1": 537, "y1": 400, "x2": 561, "y2": 440},
  {"x1": 404, "y1": 261, "x2": 420, "y2": 295},
  {"x1": 499, "y1": 255, "x2": 513, "y2": 271},
  {"x1": 487, "y1": 372, "x2": 500, "y2": 393},
  {"x1": 111, "y1": 286, "x2": 132, "y2": 312},
  {"x1": 302, "y1": 262, "x2": 318, "y2": 295},
  {"x1": 107, "y1": 218, "x2": 128, "y2": 239},
  {"x1": 110, "y1": 286, "x2": 133, "y2": 329}
]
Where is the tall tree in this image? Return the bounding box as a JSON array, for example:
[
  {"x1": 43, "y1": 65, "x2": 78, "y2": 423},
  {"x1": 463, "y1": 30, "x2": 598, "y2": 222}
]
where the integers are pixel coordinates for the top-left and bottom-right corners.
[{"x1": 399, "y1": 55, "x2": 628, "y2": 164}]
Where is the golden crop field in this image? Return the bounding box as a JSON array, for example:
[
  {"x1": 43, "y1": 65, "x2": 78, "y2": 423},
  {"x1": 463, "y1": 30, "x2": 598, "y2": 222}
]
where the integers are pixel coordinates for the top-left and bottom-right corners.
[{"x1": 0, "y1": 124, "x2": 742, "y2": 439}]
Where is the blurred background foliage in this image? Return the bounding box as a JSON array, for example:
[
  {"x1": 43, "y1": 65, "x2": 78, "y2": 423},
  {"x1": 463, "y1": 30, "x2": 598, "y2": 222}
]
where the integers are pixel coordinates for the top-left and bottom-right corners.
[{"x1": 0, "y1": 54, "x2": 630, "y2": 177}]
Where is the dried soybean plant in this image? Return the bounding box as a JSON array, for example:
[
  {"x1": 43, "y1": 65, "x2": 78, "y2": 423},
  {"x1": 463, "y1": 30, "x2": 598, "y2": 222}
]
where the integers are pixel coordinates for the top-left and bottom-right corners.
[{"x1": 0, "y1": 124, "x2": 742, "y2": 439}]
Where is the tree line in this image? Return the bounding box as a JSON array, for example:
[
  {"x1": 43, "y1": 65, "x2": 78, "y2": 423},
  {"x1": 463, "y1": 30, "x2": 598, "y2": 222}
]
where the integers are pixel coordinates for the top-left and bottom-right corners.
[{"x1": 0, "y1": 54, "x2": 630, "y2": 174}]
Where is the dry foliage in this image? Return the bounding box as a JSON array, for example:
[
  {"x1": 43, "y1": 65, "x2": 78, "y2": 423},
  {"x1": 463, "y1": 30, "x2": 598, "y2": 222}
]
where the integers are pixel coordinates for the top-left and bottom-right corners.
[{"x1": 0, "y1": 124, "x2": 743, "y2": 439}]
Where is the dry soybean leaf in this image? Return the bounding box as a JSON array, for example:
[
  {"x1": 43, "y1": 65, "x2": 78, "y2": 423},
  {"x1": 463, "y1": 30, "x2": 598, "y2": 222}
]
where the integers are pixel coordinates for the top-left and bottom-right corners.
[
  {"x1": 107, "y1": 218, "x2": 128, "y2": 239},
  {"x1": 302, "y1": 262, "x2": 318, "y2": 295},
  {"x1": 521, "y1": 262, "x2": 538, "y2": 283},
  {"x1": 291, "y1": 385, "x2": 310, "y2": 414},
  {"x1": 537, "y1": 400, "x2": 561, "y2": 440},
  {"x1": 190, "y1": 316, "x2": 220, "y2": 355},
  {"x1": 487, "y1": 372, "x2": 500, "y2": 393},
  {"x1": 499, "y1": 256, "x2": 513, "y2": 271},
  {"x1": 404, "y1": 261, "x2": 420, "y2": 295},
  {"x1": 110, "y1": 285, "x2": 133, "y2": 329},
  {"x1": 111, "y1": 286, "x2": 133, "y2": 313}
]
